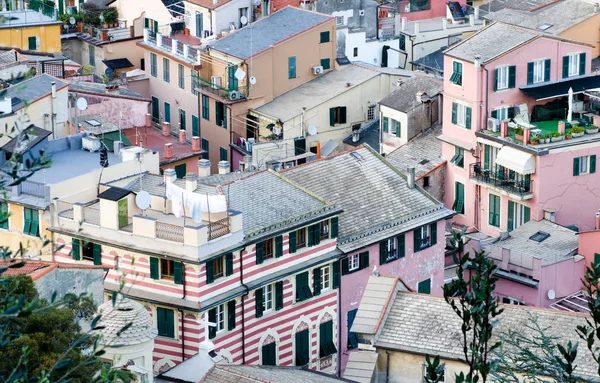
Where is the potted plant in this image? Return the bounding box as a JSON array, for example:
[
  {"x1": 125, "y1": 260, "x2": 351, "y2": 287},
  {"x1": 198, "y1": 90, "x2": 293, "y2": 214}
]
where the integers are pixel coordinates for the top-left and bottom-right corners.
[
  {"x1": 514, "y1": 127, "x2": 524, "y2": 141},
  {"x1": 566, "y1": 133, "x2": 572, "y2": 140},
  {"x1": 586, "y1": 125, "x2": 599, "y2": 134},
  {"x1": 550, "y1": 131, "x2": 564, "y2": 142},
  {"x1": 530, "y1": 138, "x2": 538, "y2": 145},
  {"x1": 571, "y1": 126, "x2": 585, "y2": 137}
]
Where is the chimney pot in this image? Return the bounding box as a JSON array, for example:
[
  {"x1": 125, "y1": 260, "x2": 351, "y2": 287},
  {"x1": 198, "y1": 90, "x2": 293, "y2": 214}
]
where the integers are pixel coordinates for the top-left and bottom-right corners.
[
  {"x1": 407, "y1": 167, "x2": 415, "y2": 189},
  {"x1": 218, "y1": 160, "x2": 230, "y2": 174},
  {"x1": 165, "y1": 143, "x2": 173, "y2": 159},
  {"x1": 523, "y1": 128, "x2": 530, "y2": 145},
  {"x1": 179, "y1": 129, "x2": 186, "y2": 144},
  {"x1": 192, "y1": 136, "x2": 200, "y2": 152},
  {"x1": 162, "y1": 122, "x2": 170, "y2": 137},
  {"x1": 186, "y1": 172, "x2": 197, "y2": 192},
  {"x1": 145, "y1": 113, "x2": 151, "y2": 127},
  {"x1": 543, "y1": 208, "x2": 556, "y2": 223},
  {"x1": 129, "y1": 25, "x2": 135, "y2": 38},
  {"x1": 164, "y1": 168, "x2": 177, "y2": 184},
  {"x1": 198, "y1": 159, "x2": 211, "y2": 177},
  {"x1": 500, "y1": 121, "x2": 509, "y2": 137},
  {"x1": 352, "y1": 130, "x2": 360, "y2": 143}
]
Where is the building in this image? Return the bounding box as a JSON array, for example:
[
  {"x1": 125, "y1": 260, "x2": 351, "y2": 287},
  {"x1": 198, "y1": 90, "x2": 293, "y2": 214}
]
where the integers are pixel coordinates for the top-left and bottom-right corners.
[
  {"x1": 342, "y1": 119, "x2": 380, "y2": 152},
  {"x1": 281, "y1": 146, "x2": 454, "y2": 373},
  {"x1": 485, "y1": 0, "x2": 600, "y2": 57},
  {"x1": 575, "y1": 211, "x2": 600, "y2": 270},
  {"x1": 348, "y1": 276, "x2": 599, "y2": 382},
  {"x1": 0, "y1": 9, "x2": 62, "y2": 53},
  {"x1": 108, "y1": 0, "x2": 178, "y2": 37},
  {"x1": 378, "y1": 74, "x2": 442, "y2": 154},
  {"x1": 441, "y1": 21, "x2": 600, "y2": 236},
  {"x1": 183, "y1": 0, "x2": 256, "y2": 42}
]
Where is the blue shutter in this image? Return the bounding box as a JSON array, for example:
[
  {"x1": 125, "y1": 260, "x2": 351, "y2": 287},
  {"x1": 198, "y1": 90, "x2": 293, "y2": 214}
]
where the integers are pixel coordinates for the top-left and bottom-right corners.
[
  {"x1": 150, "y1": 257, "x2": 159, "y2": 279},
  {"x1": 580, "y1": 52, "x2": 586, "y2": 75},
  {"x1": 544, "y1": 59, "x2": 551, "y2": 82},
  {"x1": 174, "y1": 262, "x2": 183, "y2": 285},
  {"x1": 527, "y1": 62, "x2": 534, "y2": 85},
  {"x1": 563, "y1": 56, "x2": 569, "y2": 78}
]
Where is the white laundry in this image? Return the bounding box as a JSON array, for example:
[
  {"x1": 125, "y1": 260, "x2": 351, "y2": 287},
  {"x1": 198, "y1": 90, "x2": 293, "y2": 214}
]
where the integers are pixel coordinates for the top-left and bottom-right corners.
[
  {"x1": 207, "y1": 195, "x2": 227, "y2": 213},
  {"x1": 185, "y1": 192, "x2": 205, "y2": 223},
  {"x1": 166, "y1": 183, "x2": 185, "y2": 218}
]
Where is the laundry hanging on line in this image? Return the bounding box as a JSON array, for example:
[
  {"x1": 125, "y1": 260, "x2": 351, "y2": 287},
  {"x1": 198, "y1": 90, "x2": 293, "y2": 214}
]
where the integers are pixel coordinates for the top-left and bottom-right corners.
[{"x1": 165, "y1": 183, "x2": 228, "y2": 223}]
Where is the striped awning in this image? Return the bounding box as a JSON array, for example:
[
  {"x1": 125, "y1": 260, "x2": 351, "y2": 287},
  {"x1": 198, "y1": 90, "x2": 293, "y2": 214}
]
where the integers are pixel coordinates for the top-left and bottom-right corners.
[
  {"x1": 476, "y1": 137, "x2": 503, "y2": 149},
  {"x1": 495, "y1": 146, "x2": 536, "y2": 175}
]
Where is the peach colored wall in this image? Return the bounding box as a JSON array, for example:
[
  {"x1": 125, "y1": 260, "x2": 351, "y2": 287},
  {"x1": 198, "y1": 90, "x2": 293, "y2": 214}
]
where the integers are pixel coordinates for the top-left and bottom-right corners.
[
  {"x1": 560, "y1": 15, "x2": 600, "y2": 58},
  {"x1": 579, "y1": 231, "x2": 600, "y2": 269}
]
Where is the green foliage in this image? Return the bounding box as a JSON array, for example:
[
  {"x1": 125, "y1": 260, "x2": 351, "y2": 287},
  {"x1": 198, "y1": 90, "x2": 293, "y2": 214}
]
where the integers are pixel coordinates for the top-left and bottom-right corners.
[
  {"x1": 571, "y1": 126, "x2": 585, "y2": 133},
  {"x1": 576, "y1": 263, "x2": 600, "y2": 376},
  {"x1": 550, "y1": 131, "x2": 562, "y2": 138},
  {"x1": 424, "y1": 355, "x2": 446, "y2": 383}
]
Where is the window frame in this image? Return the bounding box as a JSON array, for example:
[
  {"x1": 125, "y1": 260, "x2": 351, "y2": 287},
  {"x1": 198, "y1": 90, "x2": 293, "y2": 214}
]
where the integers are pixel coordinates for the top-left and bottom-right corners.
[
  {"x1": 336, "y1": 16, "x2": 344, "y2": 26},
  {"x1": 297, "y1": 227, "x2": 307, "y2": 249},
  {"x1": 163, "y1": 58, "x2": 170, "y2": 83},
  {"x1": 160, "y1": 258, "x2": 175, "y2": 280},
  {"x1": 320, "y1": 220, "x2": 329, "y2": 240},
  {"x1": 580, "y1": 155, "x2": 590, "y2": 174},
  {"x1": 367, "y1": 105, "x2": 376, "y2": 121},
  {"x1": 150, "y1": 53, "x2": 157, "y2": 77},
  {"x1": 533, "y1": 59, "x2": 545, "y2": 84},
  {"x1": 215, "y1": 303, "x2": 225, "y2": 333},
  {"x1": 263, "y1": 237, "x2": 274, "y2": 260},
  {"x1": 416, "y1": 225, "x2": 430, "y2": 250},
  {"x1": 348, "y1": 253, "x2": 360, "y2": 271},
  {"x1": 496, "y1": 66, "x2": 509, "y2": 90},
  {"x1": 81, "y1": 241, "x2": 95, "y2": 262},
  {"x1": 489, "y1": 193, "x2": 501, "y2": 228},
  {"x1": 456, "y1": 103, "x2": 467, "y2": 127},
  {"x1": 178, "y1": 63, "x2": 185, "y2": 89},
  {"x1": 213, "y1": 256, "x2": 225, "y2": 280},
  {"x1": 453, "y1": 181, "x2": 465, "y2": 215},
  {"x1": 262, "y1": 284, "x2": 273, "y2": 312},
  {"x1": 321, "y1": 265, "x2": 331, "y2": 290},
  {"x1": 288, "y1": 56, "x2": 296, "y2": 79},
  {"x1": 202, "y1": 94, "x2": 210, "y2": 120},
  {"x1": 568, "y1": 53, "x2": 580, "y2": 77}
]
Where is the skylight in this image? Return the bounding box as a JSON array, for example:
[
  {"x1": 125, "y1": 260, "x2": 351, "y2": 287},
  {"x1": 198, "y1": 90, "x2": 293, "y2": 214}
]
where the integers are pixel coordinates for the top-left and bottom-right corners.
[
  {"x1": 529, "y1": 231, "x2": 550, "y2": 243},
  {"x1": 538, "y1": 24, "x2": 553, "y2": 31},
  {"x1": 85, "y1": 119, "x2": 101, "y2": 127}
]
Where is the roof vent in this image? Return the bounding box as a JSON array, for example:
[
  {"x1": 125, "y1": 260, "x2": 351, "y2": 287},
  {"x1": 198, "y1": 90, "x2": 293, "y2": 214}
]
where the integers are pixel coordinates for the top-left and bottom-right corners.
[
  {"x1": 350, "y1": 151, "x2": 363, "y2": 161},
  {"x1": 529, "y1": 231, "x2": 550, "y2": 243}
]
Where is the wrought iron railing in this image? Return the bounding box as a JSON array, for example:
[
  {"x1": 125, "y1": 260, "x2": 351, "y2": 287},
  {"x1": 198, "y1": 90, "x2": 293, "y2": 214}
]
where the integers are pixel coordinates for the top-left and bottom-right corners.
[
  {"x1": 208, "y1": 217, "x2": 230, "y2": 241},
  {"x1": 469, "y1": 163, "x2": 533, "y2": 197},
  {"x1": 156, "y1": 222, "x2": 184, "y2": 243},
  {"x1": 197, "y1": 76, "x2": 248, "y2": 100}
]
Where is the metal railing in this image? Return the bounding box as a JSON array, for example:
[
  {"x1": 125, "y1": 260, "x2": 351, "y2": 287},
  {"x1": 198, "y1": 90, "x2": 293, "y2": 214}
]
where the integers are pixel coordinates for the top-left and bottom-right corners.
[
  {"x1": 161, "y1": 35, "x2": 173, "y2": 50},
  {"x1": 146, "y1": 29, "x2": 157, "y2": 44},
  {"x1": 57, "y1": 200, "x2": 74, "y2": 219},
  {"x1": 156, "y1": 222, "x2": 184, "y2": 243},
  {"x1": 83, "y1": 202, "x2": 100, "y2": 225},
  {"x1": 208, "y1": 217, "x2": 231, "y2": 241},
  {"x1": 188, "y1": 47, "x2": 199, "y2": 60},
  {"x1": 19, "y1": 180, "x2": 45, "y2": 198},
  {"x1": 197, "y1": 76, "x2": 248, "y2": 101},
  {"x1": 470, "y1": 163, "x2": 533, "y2": 197},
  {"x1": 176, "y1": 40, "x2": 184, "y2": 55}
]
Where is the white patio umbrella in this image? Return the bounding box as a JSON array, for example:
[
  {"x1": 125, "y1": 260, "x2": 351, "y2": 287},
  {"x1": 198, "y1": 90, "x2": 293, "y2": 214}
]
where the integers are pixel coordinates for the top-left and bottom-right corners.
[{"x1": 567, "y1": 87, "x2": 574, "y2": 122}]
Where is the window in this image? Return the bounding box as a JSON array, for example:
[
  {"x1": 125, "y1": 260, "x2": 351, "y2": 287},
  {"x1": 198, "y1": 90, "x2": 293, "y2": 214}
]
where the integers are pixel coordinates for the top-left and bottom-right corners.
[
  {"x1": 152, "y1": 96, "x2": 159, "y2": 122},
  {"x1": 413, "y1": 223, "x2": 437, "y2": 252},
  {"x1": 353, "y1": 47, "x2": 358, "y2": 57},
  {"x1": 453, "y1": 182, "x2": 465, "y2": 215},
  {"x1": 449, "y1": 61, "x2": 462, "y2": 85},
  {"x1": 321, "y1": 265, "x2": 331, "y2": 290},
  {"x1": 161, "y1": 258, "x2": 175, "y2": 280},
  {"x1": 451, "y1": 102, "x2": 471, "y2": 129},
  {"x1": 336, "y1": 16, "x2": 344, "y2": 26},
  {"x1": 491, "y1": 106, "x2": 514, "y2": 122},
  {"x1": 201, "y1": 138, "x2": 209, "y2": 160},
  {"x1": 192, "y1": 115, "x2": 199, "y2": 137},
  {"x1": 347, "y1": 309, "x2": 358, "y2": 349},
  {"x1": 150, "y1": 257, "x2": 183, "y2": 284},
  {"x1": 296, "y1": 271, "x2": 313, "y2": 302},
  {"x1": 215, "y1": 101, "x2": 226, "y2": 127},
  {"x1": 399, "y1": 34, "x2": 406, "y2": 51},
  {"x1": 88, "y1": 45, "x2": 95, "y2": 67},
  {"x1": 206, "y1": 253, "x2": 233, "y2": 283},
  {"x1": 144, "y1": 17, "x2": 158, "y2": 32},
  {"x1": 388, "y1": 119, "x2": 400, "y2": 137},
  {"x1": 321, "y1": 58, "x2": 331, "y2": 70},
  {"x1": 263, "y1": 238, "x2": 274, "y2": 260},
  {"x1": 178, "y1": 64, "x2": 184, "y2": 89},
  {"x1": 502, "y1": 297, "x2": 525, "y2": 306},
  {"x1": 348, "y1": 254, "x2": 360, "y2": 271},
  {"x1": 367, "y1": 105, "x2": 375, "y2": 121},
  {"x1": 297, "y1": 227, "x2": 306, "y2": 249},
  {"x1": 28, "y1": 36, "x2": 37, "y2": 50},
  {"x1": 164, "y1": 102, "x2": 171, "y2": 124},
  {"x1": 528, "y1": 59, "x2": 550, "y2": 84},
  {"x1": 417, "y1": 278, "x2": 431, "y2": 294},
  {"x1": 256, "y1": 282, "x2": 283, "y2": 317},
  {"x1": 174, "y1": 164, "x2": 186, "y2": 179},
  {"x1": 450, "y1": 146, "x2": 464, "y2": 168},
  {"x1": 191, "y1": 70, "x2": 199, "y2": 95},
  {"x1": 195, "y1": 12, "x2": 203, "y2": 37},
  {"x1": 202, "y1": 95, "x2": 210, "y2": 120},
  {"x1": 319, "y1": 321, "x2": 337, "y2": 358},
  {"x1": 23, "y1": 208, "x2": 39, "y2": 237},
  {"x1": 494, "y1": 66, "x2": 515, "y2": 91},
  {"x1": 379, "y1": 235, "x2": 405, "y2": 264},
  {"x1": 343, "y1": 252, "x2": 369, "y2": 274},
  {"x1": 508, "y1": 201, "x2": 530, "y2": 232},
  {"x1": 71, "y1": 239, "x2": 102, "y2": 265},
  {"x1": 489, "y1": 194, "x2": 501, "y2": 228},
  {"x1": 320, "y1": 31, "x2": 330, "y2": 43},
  {"x1": 156, "y1": 307, "x2": 175, "y2": 338},
  {"x1": 288, "y1": 56, "x2": 296, "y2": 79},
  {"x1": 150, "y1": 53, "x2": 157, "y2": 77},
  {"x1": 163, "y1": 58, "x2": 170, "y2": 82},
  {"x1": 208, "y1": 300, "x2": 235, "y2": 338},
  {"x1": 329, "y1": 106, "x2": 347, "y2": 126},
  {"x1": 256, "y1": 235, "x2": 282, "y2": 264},
  {"x1": 574, "y1": 155, "x2": 596, "y2": 176},
  {"x1": 295, "y1": 329, "x2": 310, "y2": 366},
  {"x1": 262, "y1": 342, "x2": 277, "y2": 365},
  {"x1": 0, "y1": 201, "x2": 8, "y2": 229},
  {"x1": 214, "y1": 303, "x2": 225, "y2": 332},
  {"x1": 564, "y1": 53, "x2": 585, "y2": 78},
  {"x1": 320, "y1": 220, "x2": 329, "y2": 239},
  {"x1": 220, "y1": 147, "x2": 228, "y2": 161},
  {"x1": 179, "y1": 109, "x2": 186, "y2": 131},
  {"x1": 423, "y1": 176, "x2": 430, "y2": 188},
  {"x1": 261, "y1": 284, "x2": 274, "y2": 312}
]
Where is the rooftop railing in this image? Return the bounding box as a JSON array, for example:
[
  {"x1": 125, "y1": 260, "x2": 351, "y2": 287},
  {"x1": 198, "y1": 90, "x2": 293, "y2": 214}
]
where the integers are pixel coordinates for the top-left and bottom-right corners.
[
  {"x1": 469, "y1": 163, "x2": 533, "y2": 198},
  {"x1": 143, "y1": 29, "x2": 201, "y2": 65}
]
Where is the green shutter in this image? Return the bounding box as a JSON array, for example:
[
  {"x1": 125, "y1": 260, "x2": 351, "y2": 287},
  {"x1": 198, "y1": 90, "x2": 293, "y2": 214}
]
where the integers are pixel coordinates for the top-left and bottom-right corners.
[
  {"x1": 262, "y1": 343, "x2": 276, "y2": 365},
  {"x1": 341, "y1": 257, "x2": 349, "y2": 275},
  {"x1": 313, "y1": 267, "x2": 322, "y2": 296},
  {"x1": 144, "y1": 17, "x2": 149, "y2": 28},
  {"x1": 307, "y1": 225, "x2": 315, "y2": 246},
  {"x1": 595, "y1": 253, "x2": 600, "y2": 266},
  {"x1": 332, "y1": 260, "x2": 340, "y2": 288},
  {"x1": 465, "y1": 107, "x2": 472, "y2": 129},
  {"x1": 507, "y1": 200, "x2": 514, "y2": 232},
  {"x1": 313, "y1": 224, "x2": 321, "y2": 245},
  {"x1": 456, "y1": 182, "x2": 464, "y2": 214},
  {"x1": 413, "y1": 228, "x2": 420, "y2": 252},
  {"x1": 150, "y1": 257, "x2": 159, "y2": 280},
  {"x1": 228, "y1": 65, "x2": 238, "y2": 90},
  {"x1": 154, "y1": 20, "x2": 158, "y2": 32},
  {"x1": 288, "y1": 56, "x2": 296, "y2": 79},
  {"x1": 255, "y1": 288, "x2": 264, "y2": 318},
  {"x1": 524, "y1": 205, "x2": 531, "y2": 224},
  {"x1": 574, "y1": 157, "x2": 580, "y2": 176},
  {"x1": 28, "y1": 36, "x2": 37, "y2": 50},
  {"x1": 508, "y1": 107, "x2": 515, "y2": 119},
  {"x1": 397, "y1": 234, "x2": 405, "y2": 258},
  {"x1": 31, "y1": 210, "x2": 39, "y2": 237},
  {"x1": 527, "y1": 62, "x2": 534, "y2": 85},
  {"x1": 544, "y1": 59, "x2": 551, "y2": 82},
  {"x1": 275, "y1": 281, "x2": 284, "y2": 310},
  {"x1": 295, "y1": 330, "x2": 310, "y2": 366},
  {"x1": 418, "y1": 279, "x2": 431, "y2": 294},
  {"x1": 220, "y1": 147, "x2": 228, "y2": 162},
  {"x1": 275, "y1": 235, "x2": 283, "y2": 258},
  {"x1": 491, "y1": 110, "x2": 498, "y2": 119},
  {"x1": 580, "y1": 52, "x2": 586, "y2": 75},
  {"x1": 227, "y1": 300, "x2": 236, "y2": 330},
  {"x1": 329, "y1": 108, "x2": 335, "y2": 126},
  {"x1": 430, "y1": 223, "x2": 437, "y2": 246},
  {"x1": 208, "y1": 308, "x2": 217, "y2": 339},
  {"x1": 383, "y1": 117, "x2": 388, "y2": 133},
  {"x1": 395, "y1": 120, "x2": 401, "y2": 137},
  {"x1": 164, "y1": 102, "x2": 171, "y2": 123},
  {"x1": 289, "y1": 231, "x2": 297, "y2": 253},
  {"x1": 359, "y1": 252, "x2": 369, "y2": 270},
  {"x1": 591, "y1": 155, "x2": 597, "y2": 174},
  {"x1": 457, "y1": 62, "x2": 462, "y2": 85},
  {"x1": 494, "y1": 68, "x2": 499, "y2": 91},
  {"x1": 174, "y1": 262, "x2": 183, "y2": 285},
  {"x1": 320, "y1": 31, "x2": 330, "y2": 43},
  {"x1": 451, "y1": 102, "x2": 457, "y2": 124},
  {"x1": 340, "y1": 107, "x2": 347, "y2": 124},
  {"x1": 72, "y1": 238, "x2": 81, "y2": 260},
  {"x1": 152, "y1": 96, "x2": 159, "y2": 122},
  {"x1": 225, "y1": 253, "x2": 233, "y2": 276},
  {"x1": 165, "y1": 309, "x2": 175, "y2": 338},
  {"x1": 256, "y1": 242, "x2": 264, "y2": 264},
  {"x1": 508, "y1": 66, "x2": 516, "y2": 88},
  {"x1": 484, "y1": 145, "x2": 490, "y2": 169},
  {"x1": 0, "y1": 202, "x2": 7, "y2": 229},
  {"x1": 93, "y1": 243, "x2": 102, "y2": 265},
  {"x1": 563, "y1": 56, "x2": 569, "y2": 78},
  {"x1": 399, "y1": 34, "x2": 406, "y2": 50},
  {"x1": 489, "y1": 195, "x2": 495, "y2": 226},
  {"x1": 206, "y1": 259, "x2": 214, "y2": 284},
  {"x1": 347, "y1": 309, "x2": 358, "y2": 349},
  {"x1": 379, "y1": 241, "x2": 388, "y2": 265},
  {"x1": 331, "y1": 217, "x2": 338, "y2": 238},
  {"x1": 192, "y1": 115, "x2": 199, "y2": 137},
  {"x1": 321, "y1": 58, "x2": 331, "y2": 70}
]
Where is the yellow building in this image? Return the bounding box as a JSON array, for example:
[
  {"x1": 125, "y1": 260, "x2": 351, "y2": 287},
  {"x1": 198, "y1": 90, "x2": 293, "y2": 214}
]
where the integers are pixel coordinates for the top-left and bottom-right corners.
[{"x1": 0, "y1": 10, "x2": 62, "y2": 53}]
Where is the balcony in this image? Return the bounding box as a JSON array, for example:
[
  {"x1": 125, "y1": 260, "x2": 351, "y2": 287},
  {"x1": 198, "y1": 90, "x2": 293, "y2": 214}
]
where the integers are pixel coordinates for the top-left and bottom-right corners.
[
  {"x1": 197, "y1": 75, "x2": 248, "y2": 101},
  {"x1": 469, "y1": 163, "x2": 533, "y2": 200},
  {"x1": 142, "y1": 29, "x2": 201, "y2": 66}
]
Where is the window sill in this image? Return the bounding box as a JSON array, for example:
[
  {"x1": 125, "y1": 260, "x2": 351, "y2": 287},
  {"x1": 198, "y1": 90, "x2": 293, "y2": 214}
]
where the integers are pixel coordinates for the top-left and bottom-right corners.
[{"x1": 156, "y1": 335, "x2": 179, "y2": 342}]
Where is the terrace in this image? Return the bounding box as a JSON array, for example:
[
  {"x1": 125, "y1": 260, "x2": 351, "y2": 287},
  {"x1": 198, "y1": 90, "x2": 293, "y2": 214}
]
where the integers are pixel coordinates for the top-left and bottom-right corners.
[{"x1": 141, "y1": 29, "x2": 201, "y2": 66}]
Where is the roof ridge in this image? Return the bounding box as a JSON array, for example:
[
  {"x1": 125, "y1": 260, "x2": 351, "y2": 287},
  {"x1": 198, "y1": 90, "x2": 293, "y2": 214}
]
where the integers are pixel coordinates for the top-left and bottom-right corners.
[{"x1": 278, "y1": 145, "x2": 365, "y2": 174}]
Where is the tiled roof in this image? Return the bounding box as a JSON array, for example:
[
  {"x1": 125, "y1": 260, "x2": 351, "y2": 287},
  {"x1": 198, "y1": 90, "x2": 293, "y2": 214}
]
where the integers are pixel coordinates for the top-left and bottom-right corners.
[
  {"x1": 184, "y1": 0, "x2": 233, "y2": 10},
  {"x1": 378, "y1": 75, "x2": 442, "y2": 113},
  {"x1": 342, "y1": 118, "x2": 381, "y2": 151},
  {"x1": 478, "y1": 0, "x2": 555, "y2": 13},
  {"x1": 281, "y1": 147, "x2": 453, "y2": 252},
  {"x1": 201, "y1": 365, "x2": 354, "y2": 382},
  {"x1": 4, "y1": 74, "x2": 68, "y2": 111},
  {"x1": 343, "y1": 351, "x2": 379, "y2": 383},
  {"x1": 94, "y1": 297, "x2": 157, "y2": 346},
  {"x1": 2, "y1": 126, "x2": 51, "y2": 154},
  {"x1": 375, "y1": 291, "x2": 598, "y2": 380},
  {"x1": 412, "y1": 47, "x2": 445, "y2": 74},
  {"x1": 385, "y1": 124, "x2": 445, "y2": 178},
  {"x1": 351, "y1": 275, "x2": 404, "y2": 335},
  {"x1": 209, "y1": 7, "x2": 332, "y2": 59},
  {"x1": 0, "y1": 259, "x2": 105, "y2": 280},
  {"x1": 198, "y1": 171, "x2": 256, "y2": 186},
  {"x1": 69, "y1": 81, "x2": 149, "y2": 100}
]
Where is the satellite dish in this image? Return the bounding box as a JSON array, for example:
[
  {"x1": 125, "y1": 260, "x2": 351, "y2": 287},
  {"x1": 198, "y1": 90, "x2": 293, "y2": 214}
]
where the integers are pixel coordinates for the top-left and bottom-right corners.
[
  {"x1": 307, "y1": 125, "x2": 317, "y2": 136},
  {"x1": 249, "y1": 76, "x2": 257, "y2": 85},
  {"x1": 69, "y1": 16, "x2": 76, "y2": 25},
  {"x1": 547, "y1": 290, "x2": 556, "y2": 300},
  {"x1": 135, "y1": 191, "x2": 151, "y2": 210},
  {"x1": 240, "y1": 15, "x2": 248, "y2": 25},
  {"x1": 76, "y1": 97, "x2": 88, "y2": 111},
  {"x1": 235, "y1": 67, "x2": 246, "y2": 80}
]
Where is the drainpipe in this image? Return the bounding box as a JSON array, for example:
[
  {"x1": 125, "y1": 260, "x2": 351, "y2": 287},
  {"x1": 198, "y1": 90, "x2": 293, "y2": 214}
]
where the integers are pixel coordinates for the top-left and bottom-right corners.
[
  {"x1": 239, "y1": 250, "x2": 250, "y2": 364},
  {"x1": 179, "y1": 308, "x2": 186, "y2": 361},
  {"x1": 336, "y1": 259, "x2": 342, "y2": 377},
  {"x1": 385, "y1": 350, "x2": 390, "y2": 383},
  {"x1": 51, "y1": 81, "x2": 56, "y2": 139},
  {"x1": 477, "y1": 64, "x2": 490, "y2": 231}
]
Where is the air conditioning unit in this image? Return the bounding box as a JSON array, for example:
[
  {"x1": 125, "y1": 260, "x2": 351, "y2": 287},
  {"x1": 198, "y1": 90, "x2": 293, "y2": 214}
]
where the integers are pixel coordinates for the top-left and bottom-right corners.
[
  {"x1": 312, "y1": 66, "x2": 324, "y2": 75},
  {"x1": 487, "y1": 117, "x2": 499, "y2": 132},
  {"x1": 228, "y1": 90, "x2": 241, "y2": 101},
  {"x1": 211, "y1": 76, "x2": 221, "y2": 89}
]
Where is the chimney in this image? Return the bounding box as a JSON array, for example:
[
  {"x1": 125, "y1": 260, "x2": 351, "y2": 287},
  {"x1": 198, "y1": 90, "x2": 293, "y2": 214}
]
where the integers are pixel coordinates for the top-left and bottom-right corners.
[
  {"x1": 130, "y1": 25, "x2": 135, "y2": 38},
  {"x1": 407, "y1": 167, "x2": 415, "y2": 189},
  {"x1": 218, "y1": 161, "x2": 230, "y2": 174},
  {"x1": 120, "y1": 72, "x2": 127, "y2": 84},
  {"x1": 474, "y1": 6, "x2": 480, "y2": 19},
  {"x1": 474, "y1": 55, "x2": 481, "y2": 69},
  {"x1": 596, "y1": 210, "x2": 600, "y2": 230},
  {"x1": 470, "y1": 15, "x2": 475, "y2": 26},
  {"x1": 558, "y1": 121, "x2": 566, "y2": 135},
  {"x1": 51, "y1": 82, "x2": 56, "y2": 98},
  {"x1": 192, "y1": 136, "x2": 200, "y2": 152},
  {"x1": 100, "y1": 30, "x2": 109, "y2": 42},
  {"x1": 414, "y1": 21, "x2": 420, "y2": 34},
  {"x1": 352, "y1": 129, "x2": 360, "y2": 143},
  {"x1": 544, "y1": 208, "x2": 556, "y2": 223},
  {"x1": 179, "y1": 129, "x2": 186, "y2": 144},
  {"x1": 164, "y1": 168, "x2": 177, "y2": 184},
  {"x1": 500, "y1": 121, "x2": 509, "y2": 137},
  {"x1": 162, "y1": 122, "x2": 170, "y2": 137},
  {"x1": 198, "y1": 159, "x2": 211, "y2": 177},
  {"x1": 401, "y1": 17, "x2": 407, "y2": 31},
  {"x1": 523, "y1": 128, "x2": 530, "y2": 145},
  {"x1": 145, "y1": 113, "x2": 151, "y2": 127},
  {"x1": 416, "y1": 91, "x2": 426, "y2": 103},
  {"x1": 165, "y1": 143, "x2": 173, "y2": 159},
  {"x1": 186, "y1": 172, "x2": 197, "y2": 192},
  {"x1": 442, "y1": 18, "x2": 447, "y2": 30}
]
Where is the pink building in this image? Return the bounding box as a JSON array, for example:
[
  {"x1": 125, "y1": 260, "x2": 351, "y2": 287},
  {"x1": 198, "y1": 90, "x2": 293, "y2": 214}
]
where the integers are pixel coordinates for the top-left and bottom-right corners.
[
  {"x1": 281, "y1": 146, "x2": 454, "y2": 373},
  {"x1": 441, "y1": 21, "x2": 600, "y2": 306},
  {"x1": 577, "y1": 214, "x2": 600, "y2": 269}
]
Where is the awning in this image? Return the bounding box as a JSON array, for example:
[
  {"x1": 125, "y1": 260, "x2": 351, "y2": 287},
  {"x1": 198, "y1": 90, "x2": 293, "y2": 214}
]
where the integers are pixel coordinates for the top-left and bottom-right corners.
[
  {"x1": 476, "y1": 137, "x2": 503, "y2": 149},
  {"x1": 102, "y1": 58, "x2": 134, "y2": 70},
  {"x1": 437, "y1": 134, "x2": 474, "y2": 151},
  {"x1": 520, "y1": 75, "x2": 600, "y2": 101},
  {"x1": 495, "y1": 146, "x2": 536, "y2": 175}
]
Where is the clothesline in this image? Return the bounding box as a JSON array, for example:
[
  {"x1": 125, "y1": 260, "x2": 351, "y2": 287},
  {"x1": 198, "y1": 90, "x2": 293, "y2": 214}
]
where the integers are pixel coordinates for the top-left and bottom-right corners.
[{"x1": 165, "y1": 182, "x2": 228, "y2": 223}]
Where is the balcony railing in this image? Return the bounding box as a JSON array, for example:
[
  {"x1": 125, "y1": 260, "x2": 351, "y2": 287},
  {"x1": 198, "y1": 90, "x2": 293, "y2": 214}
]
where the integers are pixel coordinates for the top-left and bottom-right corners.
[
  {"x1": 57, "y1": 200, "x2": 74, "y2": 220},
  {"x1": 19, "y1": 180, "x2": 45, "y2": 198},
  {"x1": 197, "y1": 76, "x2": 248, "y2": 101},
  {"x1": 470, "y1": 163, "x2": 533, "y2": 197},
  {"x1": 143, "y1": 29, "x2": 201, "y2": 65},
  {"x1": 156, "y1": 222, "x2": 184, "y2": 243},
  {"x1": 208, "y1": 217, "x2": 231, "y2": 241}
]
